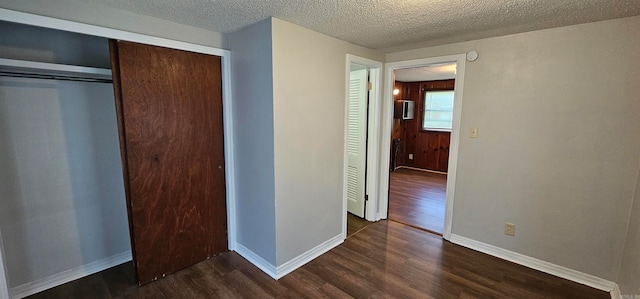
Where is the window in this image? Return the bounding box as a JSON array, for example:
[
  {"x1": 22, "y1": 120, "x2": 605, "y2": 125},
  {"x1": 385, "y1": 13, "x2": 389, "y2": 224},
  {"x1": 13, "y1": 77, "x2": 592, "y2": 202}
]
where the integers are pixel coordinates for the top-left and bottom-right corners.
[{"x1": 423, "y1": 91, "x2": 454, "y2": 131}]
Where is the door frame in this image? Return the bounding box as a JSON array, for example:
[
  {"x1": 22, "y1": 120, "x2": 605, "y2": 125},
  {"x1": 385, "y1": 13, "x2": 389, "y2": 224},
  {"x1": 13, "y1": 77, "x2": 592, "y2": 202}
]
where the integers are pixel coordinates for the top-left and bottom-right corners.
[
  {"x1": 343, "y1": 54, "x2": 383, "y2": 238},
  {"x1": 0, "y1": 8, "x2": 237, "y2": 298},
  {"x1": 379, "y1": 54, "x2": 466, "y2": 240},
  {"x1": 345, "y1": 67, "x2": 368, "y2": 218}
]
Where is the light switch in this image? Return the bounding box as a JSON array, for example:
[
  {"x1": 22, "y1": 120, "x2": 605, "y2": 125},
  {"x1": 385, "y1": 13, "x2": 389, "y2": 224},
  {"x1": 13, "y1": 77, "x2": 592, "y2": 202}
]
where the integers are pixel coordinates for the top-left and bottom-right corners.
[
  {"x1": 409, "y1": 154, "x2": 413, "y2": 160},
  {"x1": 470, "y1": 128, "x2": 478, "y2": 138}
]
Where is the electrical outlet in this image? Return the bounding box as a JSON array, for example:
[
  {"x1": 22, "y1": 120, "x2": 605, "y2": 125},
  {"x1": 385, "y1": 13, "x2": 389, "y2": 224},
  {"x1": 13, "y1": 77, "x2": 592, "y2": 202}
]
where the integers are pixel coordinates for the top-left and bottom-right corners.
[
  {"x1": 409, "y1": 154, "x2": 413, "y2": 160},
  {"x1": 505, "y1": 223, "x2": 515, "y2": 236}
]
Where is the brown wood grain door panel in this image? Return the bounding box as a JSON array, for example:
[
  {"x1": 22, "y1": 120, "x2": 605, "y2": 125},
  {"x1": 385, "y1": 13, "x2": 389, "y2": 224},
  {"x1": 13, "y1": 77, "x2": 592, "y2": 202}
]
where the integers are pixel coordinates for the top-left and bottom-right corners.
[{"x1": 110, "y1": 40, "x2": 227, "y2": 285}]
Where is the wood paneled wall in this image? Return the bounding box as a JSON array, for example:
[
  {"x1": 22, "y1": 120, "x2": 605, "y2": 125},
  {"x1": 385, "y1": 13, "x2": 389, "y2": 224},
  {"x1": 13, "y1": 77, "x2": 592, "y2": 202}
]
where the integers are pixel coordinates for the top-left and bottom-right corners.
[{"x1": 391, "y1": 79, "x2": 455, "y2": 172}]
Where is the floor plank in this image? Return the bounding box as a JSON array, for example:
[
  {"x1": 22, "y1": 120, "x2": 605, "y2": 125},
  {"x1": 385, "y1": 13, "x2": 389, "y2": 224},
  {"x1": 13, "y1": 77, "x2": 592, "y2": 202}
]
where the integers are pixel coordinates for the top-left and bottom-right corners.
[
  {"x1": 27, "y1": 221, "x2": 609, "y2": 299},
  {"x1": 389, "y1": 168, "x2": 447, "y2": 234},
  {"x1": 347, "y1": 212, "x2": 371, "y2": 237}
]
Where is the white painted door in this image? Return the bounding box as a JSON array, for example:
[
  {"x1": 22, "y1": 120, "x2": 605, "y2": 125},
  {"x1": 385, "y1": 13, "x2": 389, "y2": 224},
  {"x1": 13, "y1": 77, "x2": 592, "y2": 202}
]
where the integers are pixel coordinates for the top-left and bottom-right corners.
[{"x1": 347, "y1": 68, "x2": 368, "y2": 218}]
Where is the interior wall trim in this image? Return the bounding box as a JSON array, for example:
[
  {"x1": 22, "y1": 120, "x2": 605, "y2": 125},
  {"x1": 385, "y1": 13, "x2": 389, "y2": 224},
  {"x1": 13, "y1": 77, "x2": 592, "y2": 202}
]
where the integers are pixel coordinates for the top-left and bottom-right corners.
[
  {"x1": 449, "y1": 234, "x2": 617, "y2": 293},
  {"x1": 0, "y1": 9, "x2": 226, "y2": 57},
  {"x1": 235, "y1": 234, "x2": 344, "y2": 280},
  {"x1": 275, "y1": 234, "x2": 343, "y2": 279},
  {"x1": 234, "y1": 244, "x2": 278, "y2": 279},
  {"x1": 381, "y1": 54, "x2": 467, "y2": 240},
  {"x1": 610, "y1": 283, "x2": 622, "y2": 299},
  {"x1": 10, "y1": 251, "x2": 132, "y2": 299},
  {"x1": 343, "y1": 54, "x2": 384, "y2": 236},
  {"x1": 0, "y1": 233, "x2": 9, "y2": 299},
  {"x1": 395, "y1": 166, "x2": 447, "y2": 175}
]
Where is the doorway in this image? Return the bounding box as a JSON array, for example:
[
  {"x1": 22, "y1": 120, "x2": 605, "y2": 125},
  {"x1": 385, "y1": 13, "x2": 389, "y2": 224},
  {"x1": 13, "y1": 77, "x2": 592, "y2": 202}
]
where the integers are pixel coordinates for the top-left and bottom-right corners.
[
  {"x1": 388, "y1": 64, "x2": 456, "y2": 234},
  {"x1": 343, "y1": 55, "x2": 382, "y2": 238},
  {"x1": 379, "y1": 55, "x2": 467, "y2": 240}
]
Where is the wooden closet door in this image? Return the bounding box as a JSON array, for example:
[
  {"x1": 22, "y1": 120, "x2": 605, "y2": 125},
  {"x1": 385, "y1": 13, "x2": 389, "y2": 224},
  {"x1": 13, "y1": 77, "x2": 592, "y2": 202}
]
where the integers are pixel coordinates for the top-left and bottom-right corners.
[{"x1": 110, "y1": 40, "x2": 227, "y2": 285}]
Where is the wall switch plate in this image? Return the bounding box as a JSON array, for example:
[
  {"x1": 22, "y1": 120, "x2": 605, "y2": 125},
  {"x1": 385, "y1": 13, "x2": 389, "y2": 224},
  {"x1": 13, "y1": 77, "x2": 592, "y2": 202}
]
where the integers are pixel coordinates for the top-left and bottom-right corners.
[
  {"x1": 408, "y1": 153, "x2": 414, "y2": 160},
  {"x1": 470, "y1": 127, "x2": 478, "y2": 138},
  {"x1": 505, "y1": 223, "x2": 515, "y2": 236}
]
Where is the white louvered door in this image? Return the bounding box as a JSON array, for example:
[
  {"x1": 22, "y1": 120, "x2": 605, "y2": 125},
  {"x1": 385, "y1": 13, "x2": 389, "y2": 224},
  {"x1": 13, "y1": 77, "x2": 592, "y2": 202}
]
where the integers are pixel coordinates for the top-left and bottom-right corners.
[{"x1": 347, "y1": 68, "x2": 368, "y2": 218}]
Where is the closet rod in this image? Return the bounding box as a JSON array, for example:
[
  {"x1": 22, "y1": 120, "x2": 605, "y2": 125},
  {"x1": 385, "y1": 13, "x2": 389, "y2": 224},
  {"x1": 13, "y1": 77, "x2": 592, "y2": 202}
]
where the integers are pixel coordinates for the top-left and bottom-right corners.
[{"x1": 0, "y1": 71, "x2": 112, "y2": 83}]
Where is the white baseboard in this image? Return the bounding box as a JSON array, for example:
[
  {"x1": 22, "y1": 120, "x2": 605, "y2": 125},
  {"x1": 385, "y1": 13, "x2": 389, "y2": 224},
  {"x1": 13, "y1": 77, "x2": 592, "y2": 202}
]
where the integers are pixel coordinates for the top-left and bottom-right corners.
[
  {"x1": 0, "y1": 233, "x2": 10, "y2": 299},
  {"x1": 10, "y1": 251, "x2": 132, "y2": 299},
  {"x1": 610, "y1": 283, "x2": 622, "y2": 299},
  {"x1": 449, "y1": 234, "x2": 616, "y2": 292},
  {"x1": 275, "y1": 234, "x2": 343, "y2": 278},
  {"x1": 234, "y1": 243, "x2": 278, "y2": 279},
  {"x1": 395, "y1": 166, "x2": 447, "y2": 175},
  {"x1": 235, "y1": 233, "x2": 344, "y2": 280},
  {"x1": 373, "y1": 212, "x2": 385, "y2": 222}
]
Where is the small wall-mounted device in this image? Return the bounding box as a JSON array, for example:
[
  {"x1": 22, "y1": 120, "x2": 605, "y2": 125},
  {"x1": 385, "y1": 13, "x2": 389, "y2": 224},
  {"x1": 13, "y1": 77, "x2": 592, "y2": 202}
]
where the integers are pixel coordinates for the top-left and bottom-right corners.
[
  {"x1": 394, "y1": 100, "x2": 414, "y2": 120},
  {"x1": 467, "y1": 50, "x2": 478, "y2": 62}
]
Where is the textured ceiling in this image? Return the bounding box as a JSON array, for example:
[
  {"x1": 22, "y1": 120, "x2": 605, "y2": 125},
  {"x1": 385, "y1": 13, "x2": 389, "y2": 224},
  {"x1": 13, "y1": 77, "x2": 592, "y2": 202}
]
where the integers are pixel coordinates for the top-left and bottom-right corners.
[{"x1": 89, "y1": 0, "x2": 640, "y2": 52}]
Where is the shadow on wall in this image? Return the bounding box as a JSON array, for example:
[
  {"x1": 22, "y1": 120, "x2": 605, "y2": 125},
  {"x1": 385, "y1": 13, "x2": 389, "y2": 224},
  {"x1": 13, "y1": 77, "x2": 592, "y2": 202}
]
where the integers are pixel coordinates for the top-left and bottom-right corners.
[
  {"x1": 58, "y1": 80, "x2": 131, "y2": 262},
  {"x1": 0, "y1": 77, "x2": 130, "y2": 287},
  {"x1": 0, "y1": 78, "x2": 31, "y2": 287}
]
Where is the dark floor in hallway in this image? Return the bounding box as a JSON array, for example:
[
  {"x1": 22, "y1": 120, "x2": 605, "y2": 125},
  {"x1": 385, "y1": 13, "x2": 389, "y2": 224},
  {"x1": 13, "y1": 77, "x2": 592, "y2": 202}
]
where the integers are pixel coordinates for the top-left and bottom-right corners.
[
  {"x1": 389, "y1": 167, "x2": 447, "y2": 234},
  {"x1": 347, "y1": 212, "x2": 371, "y2": 237}
]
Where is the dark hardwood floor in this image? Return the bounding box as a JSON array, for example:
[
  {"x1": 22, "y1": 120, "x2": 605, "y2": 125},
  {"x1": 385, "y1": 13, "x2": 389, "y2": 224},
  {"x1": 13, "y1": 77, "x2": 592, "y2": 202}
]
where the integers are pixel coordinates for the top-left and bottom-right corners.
[
  {"x1": 347, "y1": 212, "x2": 371, "y2": 237},
  {"x1": 389, "y1": 168, "x2": 447, "y2": 234},
  {"x1": 28, "y1": 221, "x2": 608, "y2": 299}
]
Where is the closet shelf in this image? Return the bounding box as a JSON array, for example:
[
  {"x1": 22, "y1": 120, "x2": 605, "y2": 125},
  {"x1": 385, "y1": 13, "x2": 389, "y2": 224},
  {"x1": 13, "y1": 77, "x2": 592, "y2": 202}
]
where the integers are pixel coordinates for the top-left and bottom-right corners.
[{"x1": 0, "y1": 58, "x2": 112, "y2": 81}]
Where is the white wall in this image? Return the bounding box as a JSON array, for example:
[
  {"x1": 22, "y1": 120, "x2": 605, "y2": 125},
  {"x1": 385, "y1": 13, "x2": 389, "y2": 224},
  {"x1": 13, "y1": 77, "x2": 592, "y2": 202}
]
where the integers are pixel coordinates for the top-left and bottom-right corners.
[
  {"x1": 227, "y1": 19, "x2": 277, "y2": 265},
  {"x1": 0, "y1": 78, "x2": 130, "y2": 287},
  {"x1": 271, "y1": 18, "x2": 384, "y2": 265},
  {"x1": 386, "y1": 15, "x2": 640, "y2": 281},
  {"x1": 619, "y1": 167, "x2": 640, "y2": 295},
  {"x1": 0, "y1": 0, "x2": 224, "y2": 49},
  {"x1": 0, "y1": 21, "x2": 111, "y2": 68},
  {"x1": 0, "y1": 22, "x2": 130, "y2": 291},
  {"x1": 228, "y1": 17, "x2": 384, "y2": 269}
]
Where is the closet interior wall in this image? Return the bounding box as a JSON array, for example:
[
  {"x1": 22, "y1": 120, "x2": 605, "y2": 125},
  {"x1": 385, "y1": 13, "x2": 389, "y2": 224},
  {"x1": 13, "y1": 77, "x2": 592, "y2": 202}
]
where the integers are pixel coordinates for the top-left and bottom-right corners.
[{"x1": 0, "y1": 21, "x2": 131, "y2": 292}]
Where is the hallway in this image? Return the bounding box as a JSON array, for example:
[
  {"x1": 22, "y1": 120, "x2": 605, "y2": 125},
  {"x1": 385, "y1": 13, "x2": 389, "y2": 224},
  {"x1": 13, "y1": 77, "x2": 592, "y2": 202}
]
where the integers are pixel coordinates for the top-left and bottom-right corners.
[{"x1": 388, "y1": 168, "x2": 447, "y2": 234}]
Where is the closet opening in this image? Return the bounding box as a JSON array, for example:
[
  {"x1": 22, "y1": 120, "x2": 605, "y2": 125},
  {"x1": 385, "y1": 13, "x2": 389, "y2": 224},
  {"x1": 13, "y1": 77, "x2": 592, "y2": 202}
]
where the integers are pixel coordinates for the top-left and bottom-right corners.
[
  {"x1": 0, "y1": 20, "x2": 133, "y2": 298},
  {"x1": 0, "y1": 19, "x2": 230, "y2": 297}
]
